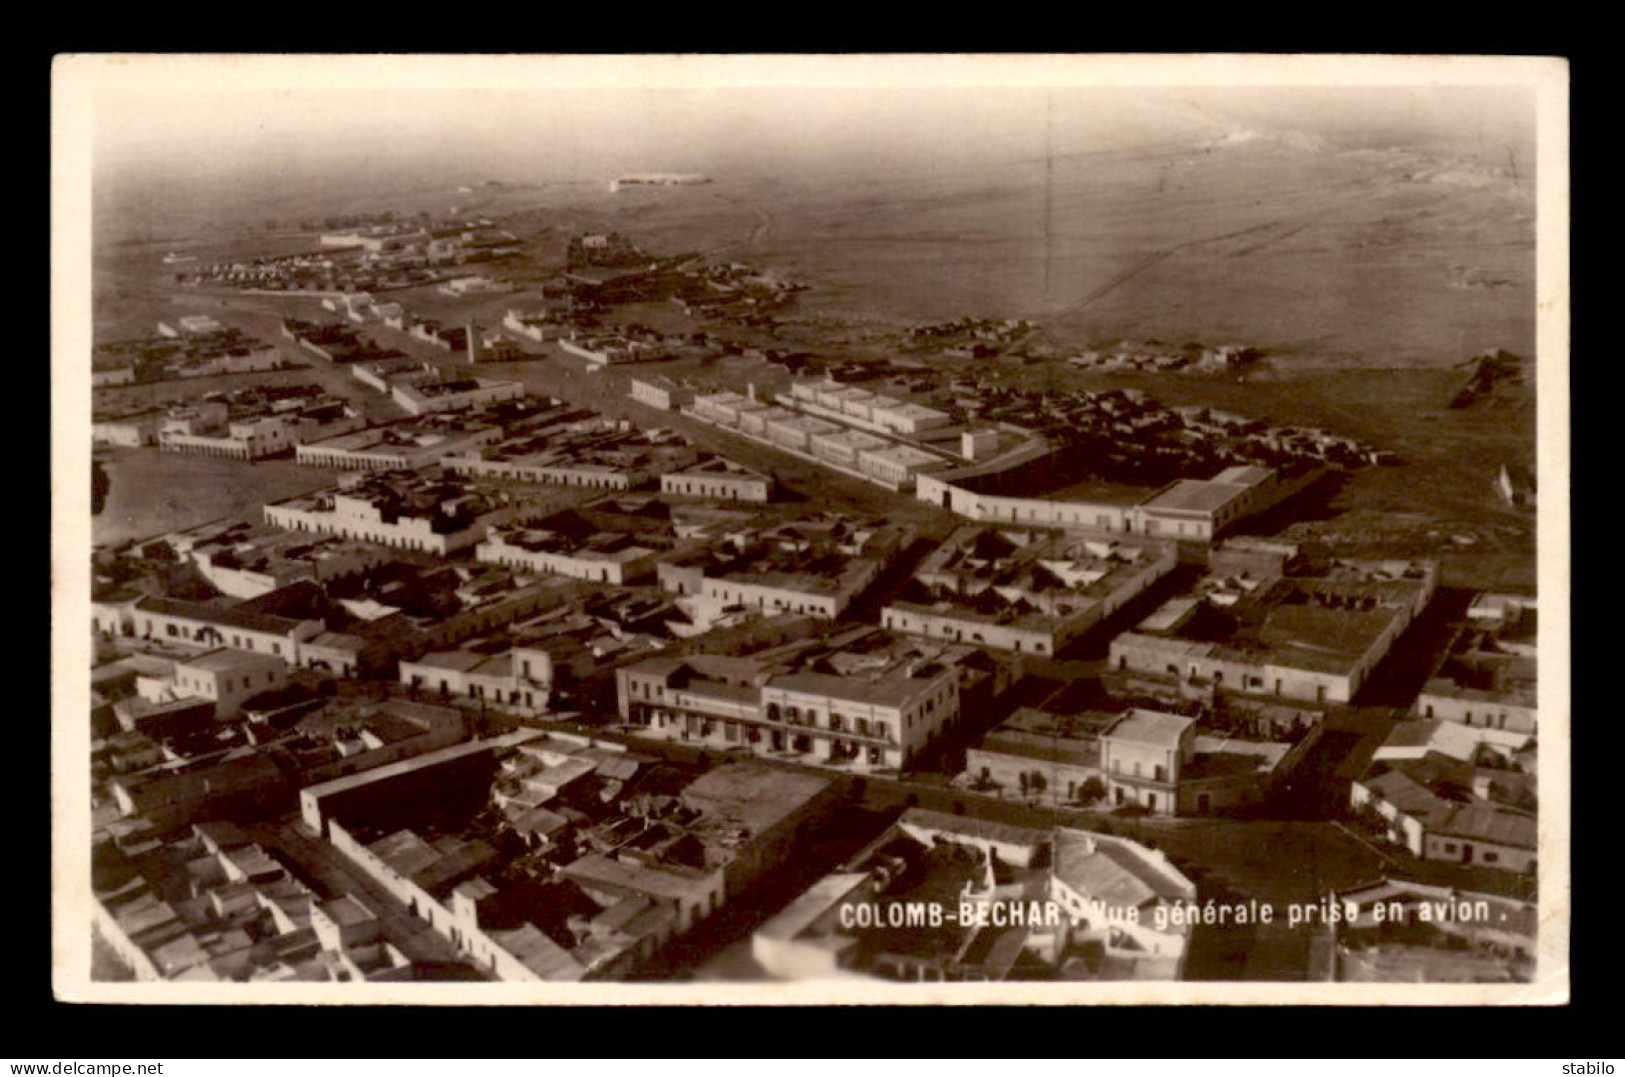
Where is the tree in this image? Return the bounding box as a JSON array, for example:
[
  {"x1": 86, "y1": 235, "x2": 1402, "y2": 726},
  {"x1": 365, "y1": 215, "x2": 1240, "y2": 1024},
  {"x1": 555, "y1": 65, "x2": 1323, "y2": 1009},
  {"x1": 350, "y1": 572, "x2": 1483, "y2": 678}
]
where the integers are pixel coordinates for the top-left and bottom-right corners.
[
  {"x1": 91, "y1": 461, "x2": 110, "y2": 516},
  {"x1": 1078, "y1": 776, "x2": 1107, "y2": 807}
]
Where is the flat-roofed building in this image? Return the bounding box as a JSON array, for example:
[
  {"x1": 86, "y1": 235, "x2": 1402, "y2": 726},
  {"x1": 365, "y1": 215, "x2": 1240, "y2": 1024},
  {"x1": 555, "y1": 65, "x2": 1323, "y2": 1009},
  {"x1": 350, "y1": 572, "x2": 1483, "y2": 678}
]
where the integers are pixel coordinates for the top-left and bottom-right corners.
[
  {"x1": 1096, "y1": 708, "x2": 1289, "y2": 816},
  {"x1": 870, "y1": 400, "x2": 951, "y2": 436},
  {"x1": 352, "y1": 358, "x2": 441, "y2": 394},
  {"x1": 503, "y1": 308, "x2": 568, "y2": 343},
  {"x1": 399, "y1": 645, "x2": 554, "y2": 716},
  {"x1": 437, "y1": 275, "x2": 513, "y2": 296},
  {"x1": 476, "y1": 526, "x2": 664, "y2": 585},
  {"x1": 296, "y1": 416, "x2": 508, "y2": 471},
  {"x1": 173, "y1": 523, "x2": 394, "y2": 601},
  {"x1": 392, "y1": 377, "x2": 525, "y2": 417},
  {"x1": 765, "y1": 413, "x2": 842, "y2": 453},
  {"x1": 1099, "y1": 709, "x2": 1194, "y2": 816},
  {"x1": 741, "y1": 404, "x2": 795, "y2": 439},
  {"x1": 92, "y1": 366, "x2": 137, "y2": 387},
  {"x1": 857, "y1": 444, "x2": 946, "y2": 490},
  {"x1": 444, "y1": 419, "x2": 698, "y2": 491},
  {"x1": 628, "y1": 375, "x2": 695, "y2": 411},
  {"x1": 111, "y1": 750, "x2": 288, "y2": 828},
  {"x1": 159, "y1": 648, "x2": 290, "y2": 720},
  {"x1": 264, "y1": 472, "x2": 542, "y2": 556},
  {"x1": 617, "y1": 642, "x2": 960, "y2": 771},
  {"x1": 884, "y1": 527, "x2": 1177, "y2": 657},
  {"x1": 129, "y1": 595, "x2": 325, "y2": 667},
  {"x1": 93, "y1": 412, "x2": 162, "y2": 448},
  {"x1": 809, "y1": 428, "x2": 890, "y2": 470},
  {"x1": 915, "y1": 462, "x2": 1312, "y2": 544},
  {"x1": 657, "y1": 516, "x2": 911, "y2": 620},
  {"x1": 660, "y1": 457, "x2": 774, "y2": 502},
  {"x1": 964, "y1": 708, "x2": 1112, "y2": 808},
  {"x1": 299, "y1": 732, "x2": 530, "y2": 837},
  {"x1": 915, "y1": 471, "x2": 1140, "y2": 534},
  {"x1": 1134, "y1": 467, "x2": 1278, "y2": 542},
  {"x1": 786, "y1": 378, "x2": 950, "y2": 437},
  {"x1": 676, "y1": 763, "x2": 841, "y2": 896},
  {"x1": 558, "y1": 335, "x2": 659, "y2": 366},
  {"x1": 1110, "y1": 558, "x2": 1437, "y2": 707},
  {"x1": 688, "y1": 391, "x2": 753, "y2": 427}
]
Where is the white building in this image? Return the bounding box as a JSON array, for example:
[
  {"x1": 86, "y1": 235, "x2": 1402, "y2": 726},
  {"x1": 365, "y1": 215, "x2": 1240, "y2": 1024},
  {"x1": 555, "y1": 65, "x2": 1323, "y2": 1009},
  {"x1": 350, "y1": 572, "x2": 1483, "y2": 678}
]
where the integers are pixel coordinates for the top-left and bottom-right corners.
[
  {"x1": 857, "y1": 444, "x2": 945, "y2": 490},
  {"x1": 127, "y1": 597, "x2": 325, "y2": 668},
  {"x1": 1099, "y1": 710, "x2": 1197, "y2": 816},
  {"x1": 93, "y1": 414, "x2": 162, "y2": 448},
  {"x1": 1134, "y1": 467, "x2": 1278, "y2": 542},
  {"x1": 153, "y1": 648, "x2": 290, "y2": 720},
  {"x1": 477, "y1": 528, "x2": 665, "y2": 585},
  {"x1": 400, "y1": 645, "x2": 555, "y2": 716},
  {"x1": 437, "y1": 276, "x2": 514, "y2": 296},
  {"x1": 629, "y1": 375, "x2": 696, "y2": 412},
  {"x1": 660, "y1": 458, "x2": 773, "y2": 502},
  {"x1": 559, "y1": 336, "x2": 659, "y2": 366},
  {"x1": 92, "y1": 366, "x2": 137, "y2": 388},
  {"x1": 391, "y1": 377, "x2": 525, "y2": 417},
  {"x1": 618, "y1": 657, "x2": 959, "y2": 771},
  {"x1": 264, "y1": 479, "x2": 539, "y2": 557},
  {"x1": 884, "y1": 529, "x2": 1177, "y2": 656},
  {"x1": 1109, "y1": 560, "x2": 1437, "y2": 707},
  {"x1": 502, "y1": 309, "x2": 568, "y2": 344},
  {"x1": 160, "y1": 410, "x2": 366, "y2": 461}
]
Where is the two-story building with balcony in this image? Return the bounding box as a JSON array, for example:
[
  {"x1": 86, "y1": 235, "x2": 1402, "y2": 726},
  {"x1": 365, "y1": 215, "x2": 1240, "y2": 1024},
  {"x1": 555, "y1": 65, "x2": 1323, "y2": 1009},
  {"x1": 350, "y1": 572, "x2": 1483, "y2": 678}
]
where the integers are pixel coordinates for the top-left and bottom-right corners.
[{"x1": 616, "y1": 650, "x2": 960, "y2": 771}]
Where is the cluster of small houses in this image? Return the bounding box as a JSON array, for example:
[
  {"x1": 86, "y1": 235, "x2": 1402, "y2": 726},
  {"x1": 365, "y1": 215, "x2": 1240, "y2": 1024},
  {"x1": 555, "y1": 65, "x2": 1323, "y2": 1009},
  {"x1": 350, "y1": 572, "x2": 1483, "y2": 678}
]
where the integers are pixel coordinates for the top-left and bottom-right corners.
[
  {"x1": 280, "y1": 318, "x2": 410, "y2": 364},
  {"x1": 905, "y1": 317, "x2": 1037, "y2": 348},
  {"x1": 174, "y1": 219, "x2": 522, "y2": 295},
  {"x1": 668, "y1": 259, "x2": 805, "y2": 325},
  {"x1": 1066, "y1": 343, "x2": 1262, "y2": 375},
  {"x1": 92, "y1": 317, "x2": 292, "y2": 387},
  {"x1": 943, "y1": 380, "x2": 1391, "y2": 470}
]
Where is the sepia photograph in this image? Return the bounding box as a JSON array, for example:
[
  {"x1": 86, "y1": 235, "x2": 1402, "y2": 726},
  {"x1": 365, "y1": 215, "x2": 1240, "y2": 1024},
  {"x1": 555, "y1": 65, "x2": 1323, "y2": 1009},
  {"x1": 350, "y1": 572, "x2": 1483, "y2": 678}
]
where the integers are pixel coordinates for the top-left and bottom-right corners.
[{"x1": 51, "y1": 53, "x2": 1569, "y2": 1005}]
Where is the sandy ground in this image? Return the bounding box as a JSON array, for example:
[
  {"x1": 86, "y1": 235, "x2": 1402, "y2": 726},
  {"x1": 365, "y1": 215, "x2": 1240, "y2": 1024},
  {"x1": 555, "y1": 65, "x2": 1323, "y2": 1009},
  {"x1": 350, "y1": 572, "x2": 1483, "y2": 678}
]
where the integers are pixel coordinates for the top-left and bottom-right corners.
[{"x1": 92, "y1": 448, "x2": 335, "y2": 549}]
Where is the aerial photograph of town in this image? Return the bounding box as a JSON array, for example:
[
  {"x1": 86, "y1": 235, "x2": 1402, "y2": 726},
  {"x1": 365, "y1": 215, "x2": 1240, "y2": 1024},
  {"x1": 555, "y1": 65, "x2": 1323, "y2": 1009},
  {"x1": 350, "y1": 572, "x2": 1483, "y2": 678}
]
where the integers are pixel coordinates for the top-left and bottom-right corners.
[{"x1": 57, "y1": 54, "x2": 1565, "y2": 1001}]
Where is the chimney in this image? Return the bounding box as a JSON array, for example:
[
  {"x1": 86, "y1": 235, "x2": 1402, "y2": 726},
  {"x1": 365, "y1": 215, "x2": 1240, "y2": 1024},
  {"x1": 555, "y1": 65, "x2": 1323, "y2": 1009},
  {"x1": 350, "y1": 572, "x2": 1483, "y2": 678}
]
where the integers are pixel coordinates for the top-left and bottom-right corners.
[{"x1": 467, "y1": 320, "x2": 481, "y2": 364}]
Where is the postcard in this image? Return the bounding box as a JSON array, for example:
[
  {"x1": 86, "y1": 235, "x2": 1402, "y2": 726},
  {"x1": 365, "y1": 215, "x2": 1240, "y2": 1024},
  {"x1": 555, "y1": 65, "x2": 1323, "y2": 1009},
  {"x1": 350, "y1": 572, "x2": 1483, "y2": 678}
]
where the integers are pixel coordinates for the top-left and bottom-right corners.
[{"x1": 52, "y1": 52, "x2": 1568, "y2": 1004}]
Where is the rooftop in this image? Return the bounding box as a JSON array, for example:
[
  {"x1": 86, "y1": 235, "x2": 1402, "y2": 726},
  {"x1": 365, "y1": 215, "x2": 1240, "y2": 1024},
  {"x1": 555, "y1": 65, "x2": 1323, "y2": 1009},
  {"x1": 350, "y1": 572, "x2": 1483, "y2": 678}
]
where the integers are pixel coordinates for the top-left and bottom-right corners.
[
  {"x1": 134, "y1": 595, "x2": 309, "y2": 636},
  {"x1": 770, "y1": 668, "x2": 948, "y2": 708},
  {"x1": 561, "y1": 853, "x2": 717, "y2": 903},
  {"x1": 1210, "y1": 465, "x2": 1275, "y2": 486},
  {"x1": 488, "y1": 923, "x2": 586, "y2": 981},
  {"x1": 302, "y1": 732, "x2": 531, "y2": 801},
  {"x1": 679, "y1": 763, "x2": 835, "y2": 836},
  {"x1": 1105, "y1": 709, "x2": 1195, "y2": 748},
  {"x1": 669, "y1": 457, "x2": 770, "y2": 481},
  {"x1": 1052, "y1": 828, "x2": 1194, "y2": 911},
  {"x1": 896, "y1": 807, "x2": 1047, "y2": 852},
  {"x1": 1139, "y1": 479, "x2": 1252, "y2": 516},
  {"x1": 317, "y1": 894, "x2": 378, "y2": 928},
  {"x1": 176, "y1": 648, "x2": 283, "y2": 674}
]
